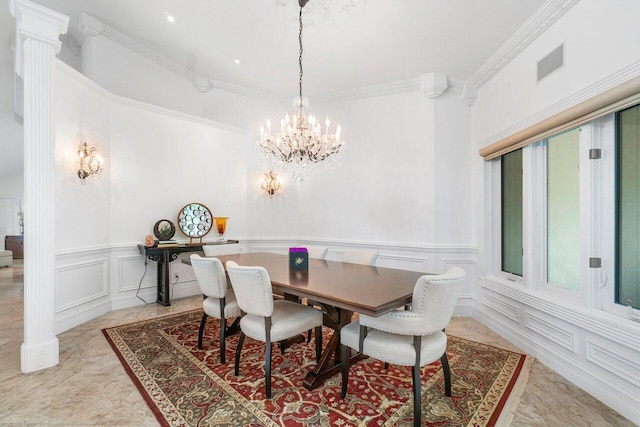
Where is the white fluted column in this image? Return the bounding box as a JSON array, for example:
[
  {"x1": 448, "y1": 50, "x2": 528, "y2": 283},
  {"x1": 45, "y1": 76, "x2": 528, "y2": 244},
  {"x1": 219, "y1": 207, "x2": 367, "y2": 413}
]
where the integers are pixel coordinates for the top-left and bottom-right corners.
[{"x1": 10, "y1": 0, "x2": 69, "y2": 373}]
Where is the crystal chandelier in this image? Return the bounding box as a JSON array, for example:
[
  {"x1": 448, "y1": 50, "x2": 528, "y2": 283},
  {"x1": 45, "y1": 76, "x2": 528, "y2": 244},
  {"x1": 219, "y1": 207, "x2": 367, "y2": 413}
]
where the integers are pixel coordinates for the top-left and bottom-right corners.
[{"x1": 258, "y1": 0, "x2": 344, "y2": 183}]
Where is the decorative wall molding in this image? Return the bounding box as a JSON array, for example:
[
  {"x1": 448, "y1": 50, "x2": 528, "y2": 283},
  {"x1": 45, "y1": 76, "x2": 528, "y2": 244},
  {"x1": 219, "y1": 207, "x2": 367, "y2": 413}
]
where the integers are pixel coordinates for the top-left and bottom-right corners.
[
  {"x1": 468, "y1": 0, "x2": 581, "y2": 90},
  {"x1": 481, "y1": 293, "x2": 519, "y2": 322},
  {"x1": 55, "y1": 258, "x2": 109, "y2": 311},
  {"x1": 524, "y1": 311, "x2": 576, "y2": 352},
  {"x1": 420, "y1": 73, "x2": 448, "y2": 99},
  {"x1": 586, "y1": 339, "x2": 640, "y2": 389},
  {"x1": 56, "y1": 244, "x2": 112, "y2": 259},
  {"x1": 480, "y1": 277, "x2": 640, "y2": 351},
  {"x1": 314, "y1": 75, "x2": 466, "y2": 103},
  {"x1": 117, "y1": 254, "x2": 154, "y2": 292},
  {"x1": 474, "y1": 292, "x2": 640, "y2": 425},
  {"x1": 477, "y1": 60, "x2": 640, "y2": 149},
  {"x1": 378, "y1": 254, "x2": 426, "y2": 264},
  {"x1": 461, "y1": 81, "x2": 478, "y2": 107},
  {"x1": 286, "y1": 237, "x2": 479, "y2": 254},
  {"x1": 56, "y1": 61, "x2": 248, "y2": 135},
  {"x1": 313, "y1": 78, "x2": 421, "y2": 103}
]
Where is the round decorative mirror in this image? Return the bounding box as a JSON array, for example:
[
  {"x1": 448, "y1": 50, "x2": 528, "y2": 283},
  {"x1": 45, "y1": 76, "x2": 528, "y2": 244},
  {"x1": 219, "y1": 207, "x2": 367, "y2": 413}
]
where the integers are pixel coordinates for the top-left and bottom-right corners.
[
  {"x1": 153, "y1": 219, "x2": 176, "y2": 240},
  {"x1": 178, "y1": 203, "x2": 213, "y2": 243}
]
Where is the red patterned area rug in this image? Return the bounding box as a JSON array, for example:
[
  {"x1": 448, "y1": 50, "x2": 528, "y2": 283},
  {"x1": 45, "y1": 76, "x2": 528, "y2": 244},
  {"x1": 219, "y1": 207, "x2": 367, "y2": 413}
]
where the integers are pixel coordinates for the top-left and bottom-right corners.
[{"x1": 103, "y1": 310, "x2": 533, "y2": 426}]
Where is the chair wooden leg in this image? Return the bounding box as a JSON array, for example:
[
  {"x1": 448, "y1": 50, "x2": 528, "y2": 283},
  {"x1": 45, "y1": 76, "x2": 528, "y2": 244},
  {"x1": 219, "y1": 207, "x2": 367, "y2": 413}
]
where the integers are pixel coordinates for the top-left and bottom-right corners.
[
  {"x1": 219, "y1": 316, "x2": 226, "y2": 363},
  {"x1": 264, "y1": 316, "x2": 272, "y2": 399},
  {"x1": 412, "y1": 366, "x2": 420, "y2": 427},
  {"x1": 441, "y1": 353, "x2": 452, "y2": 397},
  {"x1": 413, "y1": 335, "x2": 422, "y2": 427},
  {"x1": 315, "y1": 325, "x2": 322, "y2": 362},
  {"x1": 384, "y1": 362, "x2": 389, "y2": 370},
  {"x1": 198, "y1": 313, "x2": 208, "y2": 349},
  {"x1": 265, "y1": 341, "x2": 272, "y2": 398},
  {"x1": 340, "y1": 344, "x2": 349, "y2": 398},
  {"x1": 307, "y1": 329, "x2": 312, "y2": 343},
  {"x1": 234, "y1": 331, "x2": 245, "y2": 376}
]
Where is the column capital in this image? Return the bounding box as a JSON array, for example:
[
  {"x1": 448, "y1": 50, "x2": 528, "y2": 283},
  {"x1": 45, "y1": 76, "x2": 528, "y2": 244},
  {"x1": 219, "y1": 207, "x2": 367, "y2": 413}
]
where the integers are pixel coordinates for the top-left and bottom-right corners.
[{"x1": 10, "y1": 0, "x2": 69, "y2": 76}]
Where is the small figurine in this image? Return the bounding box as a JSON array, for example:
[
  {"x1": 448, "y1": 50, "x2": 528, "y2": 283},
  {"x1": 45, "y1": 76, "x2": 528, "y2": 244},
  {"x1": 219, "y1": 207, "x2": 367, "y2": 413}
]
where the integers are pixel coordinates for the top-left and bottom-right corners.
[{"x1": 145, "y1": 234, "x2": 155, "y2": 247}]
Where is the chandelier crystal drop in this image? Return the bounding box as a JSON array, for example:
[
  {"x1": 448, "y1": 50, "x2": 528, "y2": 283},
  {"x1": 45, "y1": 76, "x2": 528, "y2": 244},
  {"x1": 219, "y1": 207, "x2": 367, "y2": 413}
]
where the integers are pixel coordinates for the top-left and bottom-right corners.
[{"x1": 257, "y1": 0, "x2": 344, "y2": 183}]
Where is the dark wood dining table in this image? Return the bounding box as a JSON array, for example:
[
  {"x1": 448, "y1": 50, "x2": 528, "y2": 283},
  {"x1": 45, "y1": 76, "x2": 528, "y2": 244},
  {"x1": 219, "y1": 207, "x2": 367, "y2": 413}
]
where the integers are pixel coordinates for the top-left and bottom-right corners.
[{"x1": 184, "y1": 252, "x2": 427, "y2": 390}]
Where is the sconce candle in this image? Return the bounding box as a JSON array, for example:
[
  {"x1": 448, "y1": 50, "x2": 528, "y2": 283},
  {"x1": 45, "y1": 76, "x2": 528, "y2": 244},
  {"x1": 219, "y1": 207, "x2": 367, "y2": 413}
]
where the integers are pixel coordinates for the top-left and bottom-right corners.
[
  {"x1": 77, "y1": 142, "x2": 103, "y2": 179},
  {"x1": 261, "y1": 171, "x2": 281, "y2": 195}
]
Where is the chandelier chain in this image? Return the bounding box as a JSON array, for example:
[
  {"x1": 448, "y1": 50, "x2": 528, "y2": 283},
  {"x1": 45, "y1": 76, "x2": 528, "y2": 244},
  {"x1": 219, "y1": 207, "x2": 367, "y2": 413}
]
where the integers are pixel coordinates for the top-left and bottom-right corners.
[{"x1": 298, "y1": 5, "x2": 304, "y2": 105}]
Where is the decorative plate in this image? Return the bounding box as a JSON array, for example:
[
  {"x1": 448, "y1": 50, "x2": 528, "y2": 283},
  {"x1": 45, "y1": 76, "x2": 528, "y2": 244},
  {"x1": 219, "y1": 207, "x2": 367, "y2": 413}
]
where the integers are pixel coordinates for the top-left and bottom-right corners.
[
  {"x1": 178, "y1": 203, "x2": 213, "y2": 238},
  {"x1": 153, "y1": 219, "x2": 176, "y2": 240}
]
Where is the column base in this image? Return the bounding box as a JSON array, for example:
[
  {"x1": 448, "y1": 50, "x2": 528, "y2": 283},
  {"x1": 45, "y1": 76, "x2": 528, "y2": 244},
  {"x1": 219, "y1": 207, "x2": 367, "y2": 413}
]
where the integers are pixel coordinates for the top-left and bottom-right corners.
[{"x1": 21, "y1": 337, "x2": 59, "y2": 373}]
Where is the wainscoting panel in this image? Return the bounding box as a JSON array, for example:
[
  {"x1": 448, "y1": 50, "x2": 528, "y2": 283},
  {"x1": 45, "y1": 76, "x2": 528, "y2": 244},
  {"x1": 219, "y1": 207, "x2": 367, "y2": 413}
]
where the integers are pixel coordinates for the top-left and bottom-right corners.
[
  {"x1": 586, "y1": 338, "x2": 640, "y2": 389},
  {"x1": 55, "y1": 248, "x2": 111, "y2": 334},
  {"x1": 481, "y1": 293, "x2": 520, "y2": 323},
  {"x1": 524, "y1": 310, "x2": 576, "y2": 352},
  {"x1": 56, "y1": 259, "x2": 108, "y2": 311},
  {"x1": 118, "y1": 253, "x2": 155, "y2": 292},
  {"x1": 476, "y1": 276, "x2": 640, "y2": 425}
]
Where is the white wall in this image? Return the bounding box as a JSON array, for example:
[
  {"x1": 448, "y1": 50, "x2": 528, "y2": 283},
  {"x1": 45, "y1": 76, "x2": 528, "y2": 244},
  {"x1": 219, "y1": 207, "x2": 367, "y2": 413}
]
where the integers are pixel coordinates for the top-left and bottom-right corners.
[
  {"x1": 53, "y1": 62, "x2": 251, "y2": 330},
  {"x1": 78, "y1": 26, "x2": 479, "y2": 293},
  {"x1": 0, "y1": 174, "x2": 23, "y2": 198},
  {"x1": 473, "y1": 0, "x2": 640, "y2": 147},
  {"x1": 470, "y1": 0, "x2": 640, "y2": 423},
  {"x1": 0, "y1": 11, "x2": 23, "y2": 181}
]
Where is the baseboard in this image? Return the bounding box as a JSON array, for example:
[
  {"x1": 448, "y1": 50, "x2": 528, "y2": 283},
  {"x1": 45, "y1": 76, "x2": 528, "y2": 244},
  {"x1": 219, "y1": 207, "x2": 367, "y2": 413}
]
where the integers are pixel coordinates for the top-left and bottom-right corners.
[{"x1": 55, "y1": 299, "x2": 112, "y2": 334}]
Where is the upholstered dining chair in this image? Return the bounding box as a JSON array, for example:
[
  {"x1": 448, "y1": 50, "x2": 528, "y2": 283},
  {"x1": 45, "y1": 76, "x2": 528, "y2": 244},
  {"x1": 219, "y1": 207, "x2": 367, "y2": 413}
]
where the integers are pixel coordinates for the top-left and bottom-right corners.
[
  {"x1": 306, "y1": 245, "x2": 329, "y2": 259},
  {"x1": 340, "y1": 266, "x2": 465, "y2": 427},
  {"x1": 226, "y1": 261, "x2": 324, "y2": 398},
  {"x1": 341, "y1": 249, "x2": 378, "y2": 265},
  {"x1": 190, "y1": 254, "x2": 241, "y2": 363}
]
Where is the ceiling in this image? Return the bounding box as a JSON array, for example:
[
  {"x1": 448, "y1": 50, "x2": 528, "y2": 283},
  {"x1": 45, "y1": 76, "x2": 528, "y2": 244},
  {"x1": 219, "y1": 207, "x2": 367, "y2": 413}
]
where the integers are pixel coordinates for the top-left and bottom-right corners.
[
  {"x1": 1, "y1": 1, "x2": 548, "y2": 180},
  {"x1": 25, "y1": 0, "x2": 546, "y2": 97}
]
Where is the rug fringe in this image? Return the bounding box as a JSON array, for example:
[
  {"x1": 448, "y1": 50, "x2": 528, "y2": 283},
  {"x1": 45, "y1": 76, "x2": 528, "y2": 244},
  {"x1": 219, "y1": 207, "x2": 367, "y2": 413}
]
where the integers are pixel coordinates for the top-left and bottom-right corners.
[{"x1": 495, "y1": 355, "x2": 536, "y2": 426}]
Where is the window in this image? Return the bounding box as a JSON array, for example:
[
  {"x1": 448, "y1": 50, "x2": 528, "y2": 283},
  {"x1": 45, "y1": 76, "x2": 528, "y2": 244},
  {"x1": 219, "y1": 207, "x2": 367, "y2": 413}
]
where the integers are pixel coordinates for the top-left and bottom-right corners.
[
  {"x1": 616, "y1": 104, "x2": 640, "y2": 310},
  {"x1": 501, "y1": 149, "x2": 523, "y2": 276},
  {"x1": 547, "y1": 129, "x2": 581, "y2": 290},
  {"x1": 492, "y1": 103, "x2": 640, "y2": 319}
]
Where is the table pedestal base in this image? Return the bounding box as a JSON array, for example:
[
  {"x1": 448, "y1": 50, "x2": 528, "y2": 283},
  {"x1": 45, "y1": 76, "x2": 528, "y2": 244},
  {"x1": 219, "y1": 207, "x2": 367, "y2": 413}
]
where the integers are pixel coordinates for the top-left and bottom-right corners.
[{"x1": 303, "y1": 304, "x2": 364, "y2": 390}]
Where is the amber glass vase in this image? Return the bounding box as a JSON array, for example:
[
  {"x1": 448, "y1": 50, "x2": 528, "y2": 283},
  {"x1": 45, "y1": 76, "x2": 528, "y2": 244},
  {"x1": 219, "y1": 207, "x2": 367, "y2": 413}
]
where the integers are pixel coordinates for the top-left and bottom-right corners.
[{"x1": 213, "y1": 217, "x2": 229, "y2": 241}]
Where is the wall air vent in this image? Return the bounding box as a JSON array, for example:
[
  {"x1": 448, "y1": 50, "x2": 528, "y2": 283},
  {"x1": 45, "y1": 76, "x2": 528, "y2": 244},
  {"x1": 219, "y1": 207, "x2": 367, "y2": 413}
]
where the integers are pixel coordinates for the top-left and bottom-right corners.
[{"x1": 537, "y1": 44, "x2": 564, "y2": 82}]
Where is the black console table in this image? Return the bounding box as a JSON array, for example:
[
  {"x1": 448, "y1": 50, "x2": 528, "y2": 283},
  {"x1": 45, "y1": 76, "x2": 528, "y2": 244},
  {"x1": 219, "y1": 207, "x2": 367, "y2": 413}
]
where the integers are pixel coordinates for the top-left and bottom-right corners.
[{"x1": 138, "y1": 240, "x2": 239, "y2": 306}]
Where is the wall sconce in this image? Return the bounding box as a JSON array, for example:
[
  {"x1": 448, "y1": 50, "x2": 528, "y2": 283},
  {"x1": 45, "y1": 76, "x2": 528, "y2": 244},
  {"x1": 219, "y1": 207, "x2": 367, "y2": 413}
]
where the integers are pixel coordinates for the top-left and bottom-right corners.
[
  {"x1": 261, "y1": 171, "x2": 281, "y2": 195},
  {"x1": 77, "y1": 142, "x2": 103, "y2": 179}
]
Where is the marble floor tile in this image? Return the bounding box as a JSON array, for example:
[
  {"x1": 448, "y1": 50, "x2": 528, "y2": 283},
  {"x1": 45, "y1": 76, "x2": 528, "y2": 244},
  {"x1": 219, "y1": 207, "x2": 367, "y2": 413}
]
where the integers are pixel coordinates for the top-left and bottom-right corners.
[{"x1": 0, "y1": 261, "x2": 635, "y2": 426}]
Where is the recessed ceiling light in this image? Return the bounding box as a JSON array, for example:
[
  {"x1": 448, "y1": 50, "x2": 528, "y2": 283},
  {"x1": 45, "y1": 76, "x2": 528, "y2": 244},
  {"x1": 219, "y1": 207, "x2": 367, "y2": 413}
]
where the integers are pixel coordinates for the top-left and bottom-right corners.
[
  {"x1": 164, "y1": 11, "x2": 175, "y2": 23},
  {"x1": 233, "y1": 58, "x2": 241, "y2": 65}
]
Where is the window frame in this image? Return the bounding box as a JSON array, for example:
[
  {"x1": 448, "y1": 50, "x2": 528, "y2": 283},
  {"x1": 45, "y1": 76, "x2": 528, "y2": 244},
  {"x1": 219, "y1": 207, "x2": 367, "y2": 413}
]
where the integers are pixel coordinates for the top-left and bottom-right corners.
[{"x1": 490, "y1": 119, "x2": 613, "y2": 310}]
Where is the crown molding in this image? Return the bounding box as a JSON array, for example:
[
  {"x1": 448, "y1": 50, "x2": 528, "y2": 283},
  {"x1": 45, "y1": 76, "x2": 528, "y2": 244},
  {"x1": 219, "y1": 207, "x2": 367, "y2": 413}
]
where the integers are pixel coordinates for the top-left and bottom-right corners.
[
  {"x1": 315, "y1": 74, "x2": 465, "y2": 103},
  {"x1": 420, "y1": 72, "x2": 448, "y2": 99},
  {"x1": 76, "y1": 13, "x2": 285, "y2": 101},
  {"x1": 469, "y1": 0, "x2": 581, "y2": 90},
  {"x1": 56, "y1": 60, "x2": 249, "y2": 135},
  {"x1": 477, "y1": 60, "x2": 640, "y2": 149},
  {"x1": 313, "y1": 78, "x2": 421, "y2": 102}
]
